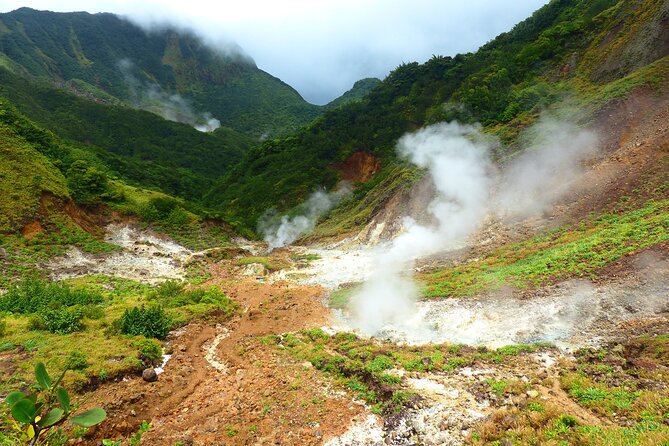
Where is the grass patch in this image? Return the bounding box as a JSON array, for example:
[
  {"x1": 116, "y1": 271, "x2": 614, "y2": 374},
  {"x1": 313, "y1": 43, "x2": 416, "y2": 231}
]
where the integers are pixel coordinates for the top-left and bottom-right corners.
[
  {"x1": 470, "y1": 336, "x2": 669, "y2": 445},
  {"x1": 237, "y1": 256, "x2": 290, "y2": 272},
  {"x1": 422, "y1": 197, "x2": 669, "y2": 297}
]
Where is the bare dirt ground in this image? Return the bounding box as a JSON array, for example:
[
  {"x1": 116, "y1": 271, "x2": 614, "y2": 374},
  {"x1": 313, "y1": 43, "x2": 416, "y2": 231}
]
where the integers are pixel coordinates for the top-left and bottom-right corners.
[{"x1": 83, "y1": 268, "x2": 371, "y2": 446}]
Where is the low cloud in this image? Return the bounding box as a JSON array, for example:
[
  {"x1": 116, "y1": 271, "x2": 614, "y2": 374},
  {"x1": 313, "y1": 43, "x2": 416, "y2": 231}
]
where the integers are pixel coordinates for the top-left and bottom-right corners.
[
  {"x1": 2, "y1": 0, "x2": 549, "y2": 104},
  {"x1": 118, "y1": 58, "x2": 221, "y2": 132}
]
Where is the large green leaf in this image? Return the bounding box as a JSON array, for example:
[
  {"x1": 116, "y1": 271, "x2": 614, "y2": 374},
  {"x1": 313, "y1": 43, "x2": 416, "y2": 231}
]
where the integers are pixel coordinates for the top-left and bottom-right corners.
[
  {"x1": 55, "y1": 387, "x2": 70, "y2": 412},
  {"x1": 34, "y1": 362, "x2": 52, "y2": 390},
  {"x1": 70, "y1": 408, "x2": 106, "y2": 427},
  {"x1": 5, "y1": 391, "x2": 26, "y2": 408},
  {"x1": 37, "y1": 408, "x2": 64, "y2": 428},
  {"x1": 11, "y1": 398, "x2": 37, "y2": 424}
]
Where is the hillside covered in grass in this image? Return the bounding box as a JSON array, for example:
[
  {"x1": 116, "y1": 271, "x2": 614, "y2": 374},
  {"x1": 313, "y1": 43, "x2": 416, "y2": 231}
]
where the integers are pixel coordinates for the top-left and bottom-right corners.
[
  {"x1": 0, "y1": 68, "x2": 250, "y2": 202},
  {"x1": 0, "y1": 7, "x2": 321, "y2": 138}
]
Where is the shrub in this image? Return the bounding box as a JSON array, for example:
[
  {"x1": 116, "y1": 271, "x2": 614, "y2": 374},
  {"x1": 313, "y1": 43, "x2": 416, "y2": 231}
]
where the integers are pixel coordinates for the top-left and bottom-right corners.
[
  {"x1": 0, "y1": 277, "x2": 103, "y2": 315},
  {"x1": 0, "y1": 319, "x2": 6, "y2": 337},
  {"x1": 66, "y1": 351, "x2": 89, "y2": 370},
  {"x1": 118, "y1": 306, "x2": 172, "y2": 339},
  {"x1": 66, "y1": 160, "x2": 109, "y2": 206},
  {"x1": 148, "y1": 281, "x2": 184, "y2": 302},
  {"x1": 147, "y1": 282, "x2": 237, "y2": 317},
  {"x1": 40, "y1": 306, "x2": 84, "y2": 334},
  {"x1": 134, "y1": 338, "x2": 163, "y2": 362}
]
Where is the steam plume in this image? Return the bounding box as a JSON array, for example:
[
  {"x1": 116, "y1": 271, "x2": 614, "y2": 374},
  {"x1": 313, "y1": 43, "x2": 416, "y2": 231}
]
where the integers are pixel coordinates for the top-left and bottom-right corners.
[
  {"x1": 260, "y1": 185, "x2": 351, "y2": 251},
  {"x1": 349, "y1": 118, "x2": 599, "y2": 336},
  {"x1": 495, "y1": 119, "x2": 598, "y2": 220},
  {"x1": 350, "y1": 122, "x2": 493, "y2": 333},
  {"x1": 118, "y1": 59, "x2": 221, "y2": 132}
]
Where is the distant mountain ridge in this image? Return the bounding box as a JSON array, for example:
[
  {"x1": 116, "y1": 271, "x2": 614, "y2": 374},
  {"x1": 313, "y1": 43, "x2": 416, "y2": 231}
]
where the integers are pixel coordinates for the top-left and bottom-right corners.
[{"x1": 0, "y1": 7, "x2": 321, "y2": 138}]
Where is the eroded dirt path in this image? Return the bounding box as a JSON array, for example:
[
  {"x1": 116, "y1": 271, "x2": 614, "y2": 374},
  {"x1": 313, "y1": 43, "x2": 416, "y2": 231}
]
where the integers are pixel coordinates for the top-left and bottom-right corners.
[{"x1": 86, "y1": 275, "x2": 367, "y2": 445}]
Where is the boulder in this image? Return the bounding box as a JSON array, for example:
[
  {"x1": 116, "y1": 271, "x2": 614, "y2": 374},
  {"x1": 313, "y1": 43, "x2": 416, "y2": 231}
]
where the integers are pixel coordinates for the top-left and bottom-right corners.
[{"x1": 142, "y1": 368, "x2": 158, "y2": 382}]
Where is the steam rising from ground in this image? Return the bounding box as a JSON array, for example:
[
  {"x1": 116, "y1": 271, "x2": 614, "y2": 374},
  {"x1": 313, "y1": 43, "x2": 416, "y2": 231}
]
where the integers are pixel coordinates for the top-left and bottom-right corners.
[
  {"x1": 260, "y1": 185, "x2": 351, "y2": 251},
  {"x1": 348, "y1": 119, "x2": 600, "y2": 337},
  {"x1": 495, "y1": 119, "x2": 598, "y2": 219},
  {"x1": 347, "y1": 274, "x2": 669, "y2": 348},
  {"x1": 350, "y1": 123, "x2": 492, "y2": 333},
  {"x1": 118, "y1": 59, "x2": 221, "y2": 132}
]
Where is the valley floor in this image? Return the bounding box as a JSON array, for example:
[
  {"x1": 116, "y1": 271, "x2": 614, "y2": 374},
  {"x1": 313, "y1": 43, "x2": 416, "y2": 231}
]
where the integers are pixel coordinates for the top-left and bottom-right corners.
[{"x1": 30, "y1": 228, "x2": 666, "y2": 446}]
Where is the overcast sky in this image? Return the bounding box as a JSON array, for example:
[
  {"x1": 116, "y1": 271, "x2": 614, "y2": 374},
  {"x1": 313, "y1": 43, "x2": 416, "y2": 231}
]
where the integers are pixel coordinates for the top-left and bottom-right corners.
[{"x1": 1, "y1": 1, "x2": 549, "y2": 104}]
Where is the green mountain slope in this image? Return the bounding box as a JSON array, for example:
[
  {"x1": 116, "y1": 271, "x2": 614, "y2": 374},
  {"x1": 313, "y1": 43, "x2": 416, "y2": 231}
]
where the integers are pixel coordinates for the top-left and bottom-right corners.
[
  {"x1": 0, "y1": 67, "x2": 250, "y2": 201},
  {"x1": 204, "y1": 0, "x2": 669, "y2": 230},
  {"x1": 0, "y1": 104, "x2": 69, "y2": 233},
  {"x1": 0, "y1": 7, "x2": 321, "y2": 138},
  {"x1": 325, "y1": 78, "x2": 382, "y2": 110}
]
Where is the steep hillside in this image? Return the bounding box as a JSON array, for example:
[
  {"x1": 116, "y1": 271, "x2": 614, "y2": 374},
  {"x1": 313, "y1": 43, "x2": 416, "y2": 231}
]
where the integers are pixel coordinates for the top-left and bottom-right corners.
[
  {"x1": 205, "y1": 0, "x2": 669, "y2": 231},
  {"x1": 0, "y1": 67, "x2": 249, "y2": 201},
  {"x1": 0, "y1": 105, "x2": 69, "y2": 233},
  {"x1": 325, "y1": 77, "x2": 382, "y2": 110},
  {"x1": 0, "y1": 7, "x2": 321, "y2": 138}
]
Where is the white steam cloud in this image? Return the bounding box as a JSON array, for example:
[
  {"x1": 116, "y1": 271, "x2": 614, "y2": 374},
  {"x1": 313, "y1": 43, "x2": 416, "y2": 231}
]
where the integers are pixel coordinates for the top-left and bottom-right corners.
[
  {"x1": 348, "y1": 118, "x2": 599, "y2": 335},
  {"x1": 260, "y1": 185, "x2": 351, "y2": 251},
  {"x1": 349, "y1": 123, "x2": 493, "y2": 334},
  {"x1": 118, "y1": 59, "x2": 221, "y2": 132},
  {"x1": 495, "y1": 119, "x2": 598, "y2": 219}
]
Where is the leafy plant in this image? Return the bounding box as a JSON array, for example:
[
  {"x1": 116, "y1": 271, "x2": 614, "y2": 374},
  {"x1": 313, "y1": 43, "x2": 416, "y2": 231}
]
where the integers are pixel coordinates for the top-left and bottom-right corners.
[
  {"x1": 133, "y1": 338, "x2": 163, "y2": 362},
  {"x1": 39, "y1": 307, "x2": 84, "y2": 334},
  {"x1": 65, "y1": 352, "x2": 89, "y2": 371},
  {"x1": 3, "y1": 363, "x2": 106, "y2": 445},
  {"x1": 118, "y1": 306, "x2": 172, "y2": 339}
]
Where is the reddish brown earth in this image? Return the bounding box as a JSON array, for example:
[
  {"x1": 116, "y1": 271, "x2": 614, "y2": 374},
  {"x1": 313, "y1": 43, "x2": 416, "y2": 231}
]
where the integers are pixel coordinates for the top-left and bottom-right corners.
[
  {"x1": 83, "y1": 271, "x2": 366, "y2": 446},
  {"x1": 332, "y1": 151, "x2": 380, "y2": 183}
]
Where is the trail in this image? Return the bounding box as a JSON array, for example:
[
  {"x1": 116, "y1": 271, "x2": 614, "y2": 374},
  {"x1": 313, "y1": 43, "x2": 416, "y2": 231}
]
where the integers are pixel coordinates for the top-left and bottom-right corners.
[{"x1": 87, "y1": 271, "x2": 368, "y2": 445}]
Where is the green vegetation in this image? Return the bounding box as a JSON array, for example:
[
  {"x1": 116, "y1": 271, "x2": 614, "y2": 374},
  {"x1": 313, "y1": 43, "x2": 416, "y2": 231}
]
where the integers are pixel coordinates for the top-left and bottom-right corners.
[
  {"x1": 146, "y1": 281, "x2": 238, "y2": 323},
  {"x1": 470, "y1": 336, "x2": 669, "y2": 445},
  {"x1": 0, "y1": 105, "x2": 69, "y2": 233},
  {"x1": 117, "y1": 306, "x2": 173, "y2": 340},
  {"x1": 0, "y1": 275, "x2": 236, "y2": 395},
  {"x1": 2, "y1": 0, "x2": 666, "y2": 238},
  {"x1": 206, "y1": 0, "x2": 669, "y2": 232},
  {"x1": 0, "y1": 277, "x2": 104, "y2": 315},
  {"x1": 266, "y1": 329, "x2": 553, "y2": 415},
  {"x1": 422, "y1": 195, "x2": 669, "y2": 297},
  {"x1": 0, "y1": 70, "x2": 248, "y2": 203},
  {"x1": 325, "y1": 78, "x2": 382, "y2": 110},
  {"x1": 2, "y1": 363, "x2": 106, "y2": 445},
  {"x1": 0, "y1": 8, "x2": 321, "y2": 138}
]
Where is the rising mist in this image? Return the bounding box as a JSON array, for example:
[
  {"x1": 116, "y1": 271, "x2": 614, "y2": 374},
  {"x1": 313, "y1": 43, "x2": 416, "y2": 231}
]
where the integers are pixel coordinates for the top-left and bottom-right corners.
[
  {"x1": 118, "y1": 58, "x2": 221, "y2": 132},
  {"x1": 348, "y1": 119, "x2": 599, "y2": 336}
]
